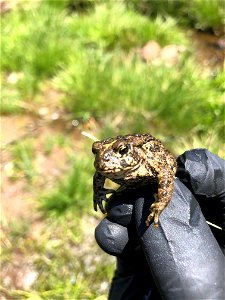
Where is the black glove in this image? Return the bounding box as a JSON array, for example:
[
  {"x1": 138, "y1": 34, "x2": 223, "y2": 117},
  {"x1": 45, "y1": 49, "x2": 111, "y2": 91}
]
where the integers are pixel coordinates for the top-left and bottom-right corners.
[{"x1": 95, "y1": 149, "x2": 225, "y2": 300}]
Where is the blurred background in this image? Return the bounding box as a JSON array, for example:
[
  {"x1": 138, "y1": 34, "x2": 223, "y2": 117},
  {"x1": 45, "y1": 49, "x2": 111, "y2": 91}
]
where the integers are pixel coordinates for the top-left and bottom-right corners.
[{"x1": 1, "y1": 0, "x2": 224, "y2": 299}]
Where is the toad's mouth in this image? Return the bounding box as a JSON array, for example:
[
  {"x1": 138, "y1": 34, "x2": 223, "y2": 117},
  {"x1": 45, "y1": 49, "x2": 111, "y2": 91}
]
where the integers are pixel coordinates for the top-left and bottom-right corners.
[{"x1": 97, "y1": 161, "x2": 141, "y2": 177}]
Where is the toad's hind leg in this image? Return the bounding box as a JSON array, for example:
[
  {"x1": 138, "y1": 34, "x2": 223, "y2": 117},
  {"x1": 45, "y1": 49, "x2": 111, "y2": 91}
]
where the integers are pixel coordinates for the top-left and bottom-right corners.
[{"x1": 146, "y1": 175, "x2": 174, "y2": 227}]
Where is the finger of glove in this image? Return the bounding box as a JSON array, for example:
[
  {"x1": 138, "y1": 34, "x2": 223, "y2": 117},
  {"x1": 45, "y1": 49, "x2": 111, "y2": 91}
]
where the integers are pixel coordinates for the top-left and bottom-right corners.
[
  {"x1": 176, "y1": 148, "x2": 225, "y2": 199},
  {"x1": 109, "y1": 257, "x2": 161, "y2": 300},
  {"x1": 134, "y1": 178, "x2": 225, "y2": 300},
  {"x1": 95, "y1": 187, "x2": 156, "y2": 256},
  {"x1": 95, "y1": 217, "x2": 129, "y2": 256},
  {"x1": 106, "y1": 193, "x2": 134, "y2": 227},
  {"x1": 176, "y1": 148, "x2": 225, "y2": 247},
  {"x1": 105, "y1": 186, "x2": 157, "y2": 227},
  {"x1": 95, "y1": 201, "x2": 141, "y2": 257},
  {"x1": 95, "y1": 201, "x2": 161, "y2": 300},
  {"x1": 94, "y1": 188, "x2": 134, "y2": 256}
]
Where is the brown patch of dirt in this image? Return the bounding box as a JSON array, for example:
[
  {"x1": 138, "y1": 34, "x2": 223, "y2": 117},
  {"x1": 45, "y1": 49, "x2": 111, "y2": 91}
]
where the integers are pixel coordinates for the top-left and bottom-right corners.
[
  {"x1": 1, "y1": 252, "x2": 38, "y2": 290},
  {"x1": 1, "y1": 178, "x2": 34, "y2": 221},
  {"x1": 1, "y1": 115, "x2": 37, "y2": 146},
  {"x1": 192, "y1": 31, "x2": 225, "y2": 68},
  {"x1": 1, "y1": 110, "x2": 84, "y2": 222}
]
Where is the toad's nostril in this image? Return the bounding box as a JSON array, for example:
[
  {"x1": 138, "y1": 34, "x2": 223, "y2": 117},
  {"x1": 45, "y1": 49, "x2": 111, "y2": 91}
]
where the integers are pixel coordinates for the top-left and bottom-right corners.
[
  {"x1": 120, "y1": 159, "x2": 127, "y2": 167},
  {"x1": 104, "y1": 152, "x2": 111, "y2": 161},
  {"x1": 92, "y1": 141, "x2": 102, "y2": 154}
]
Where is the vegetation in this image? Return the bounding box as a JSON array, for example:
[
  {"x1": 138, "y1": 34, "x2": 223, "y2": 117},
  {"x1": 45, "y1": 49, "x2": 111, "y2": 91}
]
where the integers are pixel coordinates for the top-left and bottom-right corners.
[
  {"x1": 1, "y1": 215, "x2": 114, "y2": 300},
  {"x1": 127, "y1": 0, "x2": 225, "y2": 32},
  {"x1": 1, "y1": 0, "x2": 224, "y2": 299},
  {"x1": 11, "y1": 138, "x2": 36, "y2": 182},
  {"x1": 55, "y1": 51, "x2": 224, "y2": 137},
  {"x1": 1, "y1": 2, "x2": 186, "y2": 99},
  {"x1": 40, "y1": 154, "x2": 94, "y2": 215}
]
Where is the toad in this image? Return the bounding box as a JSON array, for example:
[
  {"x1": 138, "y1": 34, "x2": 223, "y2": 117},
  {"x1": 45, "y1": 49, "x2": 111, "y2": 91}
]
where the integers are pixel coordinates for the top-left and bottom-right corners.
[{"x1": 92, "y1": 134, "x2": 177, "y2": 227}]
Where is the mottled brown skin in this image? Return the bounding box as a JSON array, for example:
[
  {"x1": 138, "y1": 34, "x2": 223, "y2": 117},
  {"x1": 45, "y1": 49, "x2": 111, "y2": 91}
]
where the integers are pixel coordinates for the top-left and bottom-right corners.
[{"x1": 92, "y1": 134, "x2": 177, "y2": 227}]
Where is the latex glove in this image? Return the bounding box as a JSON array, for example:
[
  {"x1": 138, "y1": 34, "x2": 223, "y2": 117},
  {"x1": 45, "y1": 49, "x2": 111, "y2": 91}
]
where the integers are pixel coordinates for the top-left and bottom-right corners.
[{"x1": 95, "y1": 149, "x2": 225, "y2": 300}]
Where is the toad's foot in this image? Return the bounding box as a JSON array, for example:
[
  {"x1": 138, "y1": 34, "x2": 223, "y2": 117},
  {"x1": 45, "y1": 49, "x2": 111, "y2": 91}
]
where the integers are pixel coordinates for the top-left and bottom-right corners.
[
  {"x1": 93, "y1": 188, "x2": 115, "y2": 214},
  {"x1": 145, "y1": 202, "x2": 167, "y2": 228}
]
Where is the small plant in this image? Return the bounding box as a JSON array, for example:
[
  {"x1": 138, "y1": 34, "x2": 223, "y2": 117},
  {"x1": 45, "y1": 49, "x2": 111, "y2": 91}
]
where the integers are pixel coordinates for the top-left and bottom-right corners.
[
  {"x1": 44, "y1": 0, "x2": 95, "y2": 12},
  {"x1": 43, "y1": 133, "x2": 69, "y2": 155},
  {"x1": 186, "y1": 0, "x2": 225, "y2": 31},
  {"x1": 11, "y1": 139, "x2": 36, "y2": 182},
  {"x1": 0, "y1": 73, "x2": 24, "y2": 115},
  {"x1": 0, "y1": 86, "x2": 22, "y2": 115},
  {"x1": 40, "y1": 154, "x2": 94, "y2": 215},
  {"x1": 128, "y1": 0, "x2": 225, "y2": 32},
  {"x1": 1, "y1": 4, "x2": 77, "y2": 97}
]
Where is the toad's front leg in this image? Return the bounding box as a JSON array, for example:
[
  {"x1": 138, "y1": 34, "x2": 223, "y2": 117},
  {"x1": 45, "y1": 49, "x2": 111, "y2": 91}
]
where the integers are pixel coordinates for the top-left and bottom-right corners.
[
  {"x1": 146, "y1": 173, "x2": 174, "y2": 227},
  {"x1": 93, "y1": 171, "x2": 115, "y2": 214}
]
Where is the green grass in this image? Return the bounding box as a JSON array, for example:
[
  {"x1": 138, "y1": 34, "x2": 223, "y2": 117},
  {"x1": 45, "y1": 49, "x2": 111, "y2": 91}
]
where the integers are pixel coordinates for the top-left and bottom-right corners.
[
  {"x1": 185, "y1": 0, "x2": 225, "y2": 30},
  {"x1": 1, "y1": 1, "x2": 187, "y2": 99},
  {"x1": 54, "y1": 50, "x2": 224, "y2": 138},
  {"x1": 1, "y1": 4, "x2": 76, "y2": 96},
  {"x1": 128, "y1": 0, "x2": 225, "y2": 31},
  {"x1": 1, "y1": 5, "x2": 72, "y2": 74},
  {"x1": 43, "y1": 133, "x2": 69, "y2": 155},
  {"x1": 0, "y1": 73, "x2": 25, "y2": 115},
  {"x1": 211, "y1": 68, "x2": 225, "y2": 92},
  {"x1": 43, "y1": 0, "x2": 95, "y2": 12},
  {"x1": 67, "y1": 3, "x2": 187, "y2": 50},
  {"x1": 11, "y1": 139, "x2": 36, "y2": 182},
  {"x1": 0, "y1": 85, "x2": 22, "y2": 115},
  {"x1": 40, "y1": 154, "x2": 94, "y2": 215},
  {"x1": 1, "y1": 215, "x2": 114, "y2": 300}
]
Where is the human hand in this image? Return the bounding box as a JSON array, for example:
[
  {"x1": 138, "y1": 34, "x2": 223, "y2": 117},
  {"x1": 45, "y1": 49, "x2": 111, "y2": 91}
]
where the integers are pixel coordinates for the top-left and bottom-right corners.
[{"x1": 95, "y1": 149, "x2": 225, "y2": 300}]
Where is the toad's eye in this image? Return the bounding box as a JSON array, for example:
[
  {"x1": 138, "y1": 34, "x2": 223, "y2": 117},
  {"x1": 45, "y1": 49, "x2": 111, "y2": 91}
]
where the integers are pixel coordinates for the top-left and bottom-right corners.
[{"x1": 118, "y1": 145, "x2": 129, "y2": 155}]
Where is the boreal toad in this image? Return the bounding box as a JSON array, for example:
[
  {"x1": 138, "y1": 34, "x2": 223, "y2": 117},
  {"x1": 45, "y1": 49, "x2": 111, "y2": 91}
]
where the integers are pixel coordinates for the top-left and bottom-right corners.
[{"x1": 92, "y1": 134, "x2": 177, "y2": 227}]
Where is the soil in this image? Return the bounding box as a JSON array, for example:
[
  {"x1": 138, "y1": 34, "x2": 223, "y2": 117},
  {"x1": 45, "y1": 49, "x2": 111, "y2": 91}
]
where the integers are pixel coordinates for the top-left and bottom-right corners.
[{"x1": 192, "y1": 31, "x2": 225, "y2": 69}]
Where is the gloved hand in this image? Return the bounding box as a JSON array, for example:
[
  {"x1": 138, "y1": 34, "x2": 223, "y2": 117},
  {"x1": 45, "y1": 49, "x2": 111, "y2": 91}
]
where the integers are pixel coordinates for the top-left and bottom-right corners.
[{"x1": 95, "y1": 149, "x2": 225, "y2": 300}]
